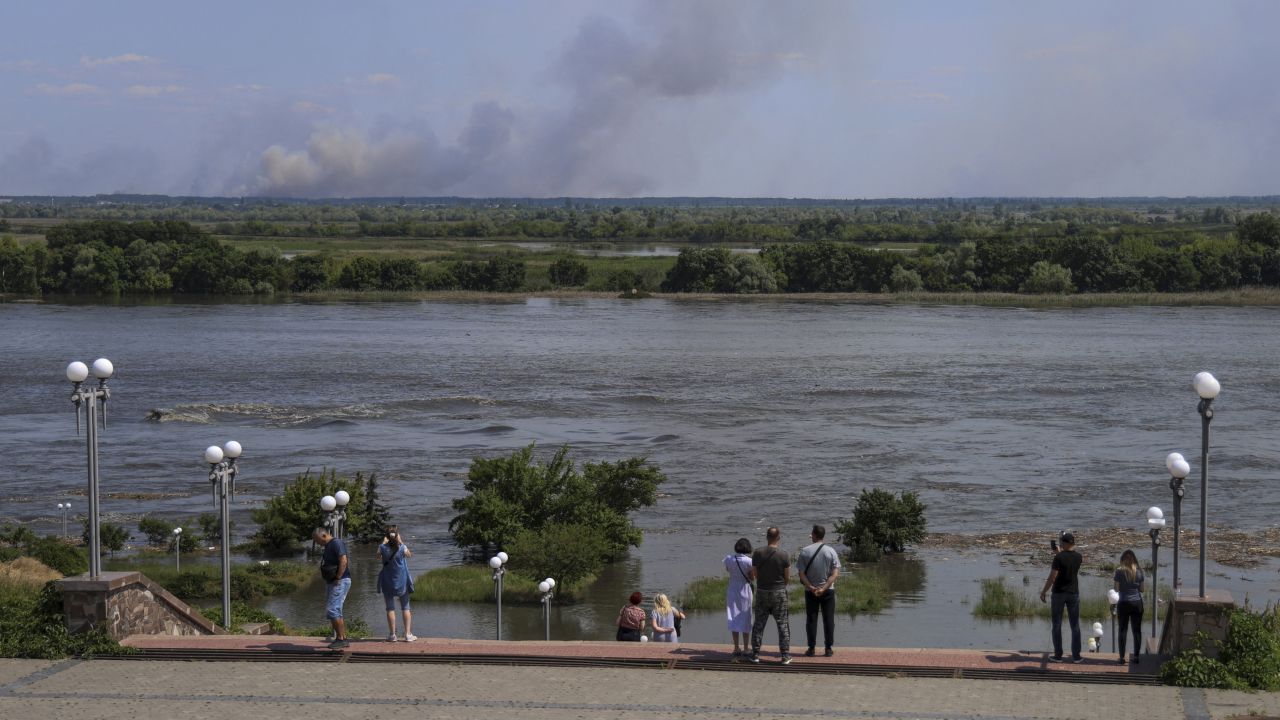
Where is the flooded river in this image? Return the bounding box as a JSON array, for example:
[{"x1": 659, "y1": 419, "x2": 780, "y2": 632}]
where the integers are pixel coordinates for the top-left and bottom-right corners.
[{"x1": 2, "y1": 298, "x2": 1278, "y2": 648}]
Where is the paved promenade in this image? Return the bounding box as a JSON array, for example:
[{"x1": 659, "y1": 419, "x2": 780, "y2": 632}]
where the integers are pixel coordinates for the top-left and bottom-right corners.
[{"x1": 1, "y1": 655, "x2": 1278, "y2": 720}]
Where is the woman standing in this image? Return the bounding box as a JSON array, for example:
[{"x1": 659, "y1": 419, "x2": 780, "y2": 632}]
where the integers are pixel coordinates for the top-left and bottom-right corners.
[
  {"x1": 1113, "y1": 549, "x2": 1145, "y2": 664},
  {"x1": 651, "y1": 593, "x2": 685, "y2": 643},
  {"x1": 724, "y1": 537, "x2": 754, "y2": 656},
  {"x1": 378, "y1": 526, "x2": 416, "y2": 642},
  {"x1": 616, "y1": 591, "x2": 646, "y2": 641}
]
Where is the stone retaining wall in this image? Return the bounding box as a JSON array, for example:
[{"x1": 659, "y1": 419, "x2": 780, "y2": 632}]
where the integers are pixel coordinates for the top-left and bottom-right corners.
[{"x1": 56, "y1": 571, "x2": 223, "y2": 640}]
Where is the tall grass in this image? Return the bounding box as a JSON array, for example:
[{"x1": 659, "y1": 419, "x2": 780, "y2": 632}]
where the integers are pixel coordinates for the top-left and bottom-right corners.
[
  {"x1": 104, "y1": 559, "x2": 312, "y2": 603},
  {"x1": 973, "y1": 577, "x2": 1112, "y2": 620},
  {"x1": 678, "y1": 574, "x2": 888, "y2": 615}
]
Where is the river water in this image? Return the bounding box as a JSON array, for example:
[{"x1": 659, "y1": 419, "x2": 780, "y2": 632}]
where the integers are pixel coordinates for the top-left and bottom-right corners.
[{"x1": 1, "y1": 298, "x2": 1278, "y2": 649}]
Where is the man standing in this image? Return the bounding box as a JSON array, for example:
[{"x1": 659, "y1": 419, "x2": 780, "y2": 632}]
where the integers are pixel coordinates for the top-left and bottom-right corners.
[
  {"x1": 749, "y1": 526, "x2": 791, "y2": 665},
  {"x1": 315, "y1": 527, "x2": 351, "y2": 649},
  {"x1": 1039, "y1": 531, "x2": 1083, "y2": 662},
  {"x1": 796, "y1": 524, "x2": 841, "y2": 657}
]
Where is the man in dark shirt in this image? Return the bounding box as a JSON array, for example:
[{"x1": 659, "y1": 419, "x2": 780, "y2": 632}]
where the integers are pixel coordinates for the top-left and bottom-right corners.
[
  {"x1": 315, "y1": 528, "x2": 351, "y2": 649},
  {"x1": 748, "y1": 526, "x2": 792, "y2": 664},
  {"x1": 1039, "y1": 531, "x2": 1083, "y2": 662}
]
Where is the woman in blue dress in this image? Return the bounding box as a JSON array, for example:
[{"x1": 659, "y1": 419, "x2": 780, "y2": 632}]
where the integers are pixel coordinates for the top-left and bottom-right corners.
[
  {"x1": 724, "y1": 537, "x2": 754, "y2": 656},
  {"x1": 378, "y1": 526, "x2": 416, "y2": 642}
]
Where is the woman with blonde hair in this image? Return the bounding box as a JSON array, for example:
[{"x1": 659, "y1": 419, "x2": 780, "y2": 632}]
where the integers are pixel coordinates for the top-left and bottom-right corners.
[
  {"x1": 651, "y1": 593, "x2": 685, "y2": 643},
  {"x1": 1113, "y1": 549, "x2": 1145, "y2": 664}
]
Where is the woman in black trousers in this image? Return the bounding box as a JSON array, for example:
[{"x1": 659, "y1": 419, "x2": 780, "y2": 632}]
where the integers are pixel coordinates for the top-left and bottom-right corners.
[{"x1": 1113, "y1": 549, "x2": 1145, "y2": 664}]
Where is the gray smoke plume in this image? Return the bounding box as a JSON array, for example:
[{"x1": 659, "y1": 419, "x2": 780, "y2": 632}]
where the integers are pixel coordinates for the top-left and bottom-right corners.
[{"x1": 252, "y1": 1, "x2": 846, "y2": 197}]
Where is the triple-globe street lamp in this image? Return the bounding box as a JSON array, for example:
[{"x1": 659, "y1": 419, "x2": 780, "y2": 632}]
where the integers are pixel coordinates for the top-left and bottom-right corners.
[
  {"x1": 65, "y1": 358, "x2": 114, "y2": 578},
  {"x1": 538, "y1": 577, "x2": 557, "y2": 641},
  {"x1": 319, "y1": 490, "x2": 350, "y2": 539},
  {"x1": 204, "y1": 441, "x2": 242, "y2": 629}
]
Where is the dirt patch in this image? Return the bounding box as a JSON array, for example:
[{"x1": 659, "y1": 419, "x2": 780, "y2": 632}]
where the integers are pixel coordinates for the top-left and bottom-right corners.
[{"x1": 923, "y1": 526, "x2": 1280, "y2": 570}]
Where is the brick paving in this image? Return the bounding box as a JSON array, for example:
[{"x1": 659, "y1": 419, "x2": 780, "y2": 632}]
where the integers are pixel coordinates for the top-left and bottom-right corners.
[
  {"x1": 122, "y1": 634, "x2": 1159, "y2": 677},
  {"x1": 0, "y1": 653, "x2": 1277, "y2": 719}
]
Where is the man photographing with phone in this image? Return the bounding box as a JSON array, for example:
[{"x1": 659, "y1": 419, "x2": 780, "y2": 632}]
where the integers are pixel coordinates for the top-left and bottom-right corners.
[{"x1": 1039, "y1": 531, "x2": 1083, "y2": 663}]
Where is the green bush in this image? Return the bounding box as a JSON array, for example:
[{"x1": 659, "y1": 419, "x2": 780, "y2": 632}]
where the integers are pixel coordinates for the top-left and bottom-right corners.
[
  {"x1": 249, "y1": 469, "x2": 388, "y2": 551},
  {"x1": 0, "y1": 580, "x2": 130, "y2": 659},
  {"x1": 834, "y1": 488, "x2": 927, "y2": 559},
  {"x1": 138, "y1": 515, "x2": 174, "y2": 546},
  {"x1": 889, "y1": 265, "x2": 924, "y2": 293},
  {"x1": 23, "y1": 536, "x2": 88, "y2": 576},
  {"x1": 412, "y1": 565, "x2": 554, "y2": 605},
  {"x1": 548, "y1": 257, "x2": 589, "y2": 287},
  {"x1": 1020, "y1": 261, "x2": 1075, "y2": 294},
  {"x1": 200, "y1": 602, "x2": 288, "y2": 634},
  {"x1": 505, "y1": 523, "x2": 611, "y2": 588},
  {"x1": 1163, "y1": 608, "x2": 1280, "y2": 690},
  {"x1": 448, "y1": 444, "x2": 664, "y2": 561}
]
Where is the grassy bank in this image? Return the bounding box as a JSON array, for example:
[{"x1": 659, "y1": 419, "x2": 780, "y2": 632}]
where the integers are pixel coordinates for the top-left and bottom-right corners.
[
  {"x1": 411, "y1": 565, "x2": 588, "y2": 604},
  {"x1": 972, "y1": 577, "x2": 1144, "y2": 621},
  {"x1": 678, "y1": 573, "x2": 889, "y2": 616},
  {"x1": 104, "y1": 559, "x2": 313, "y2": 603}
]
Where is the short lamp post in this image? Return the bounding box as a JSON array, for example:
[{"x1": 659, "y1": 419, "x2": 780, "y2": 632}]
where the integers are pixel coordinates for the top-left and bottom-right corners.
[
  {"x1": 204, "y1": 441, "x2": 242, "y2": 630},
  {"x1": 57, "y1": 502, "x2": 71, "y2": 539},
  {"x1": 1193, "y1": 371, "x2": 1220, "y2": 598},
  {"x1": 173, "y1": 527, "x2": 183, "y2": 572},
  {"x1": 1147, "y1": 507, "x2": 1165, "y2": 640},
  {"x1": 1107, "y1": 589, "x2": 1120, "y2": 653},
  {"x1": 1165, "y1": 452, "x2": 1191, "y2": 597},
  {"x1": 1090, "y1": 622, "x2": 1104, "y2": 653},
  {"x1": 65, "y1": 358, "x2": 114, "y2": 578},
  {"x1": 538, "y1": 577, "x2": 557, "y2": 641},
  {"x1": 489, "y1": 552, "x2": 509, "y2": 641}
]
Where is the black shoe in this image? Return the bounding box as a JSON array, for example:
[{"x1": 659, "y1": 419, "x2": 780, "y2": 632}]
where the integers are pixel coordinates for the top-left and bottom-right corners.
[
  {"x1": 1048, "y1": 655, "x2": 1065, "y2": 663},
  {"x1": 1070, "y1": 656, "x2": 1085, "y2": 664},
  {"x1": 780, "y1": 656, "x2": 792, "y2": 665},
  {"x1": 824, "y1": 647, "x2": 834, "y2": 657},
  {"x1": 747, "y1": 654, "x2": 760, "y2": 664},
  {"x1": 1130, "y1": 654, "x2": 1141, "y2": 664},
  {"x1": 327, "y1": 639, "x2": 349, "y2": 649},
  {"x1": 1117, "y1": 657, "x2": 1126, "y2": 665},
  {"x1": 803, "y1": 648, "x2": 815, "y2": 657}
]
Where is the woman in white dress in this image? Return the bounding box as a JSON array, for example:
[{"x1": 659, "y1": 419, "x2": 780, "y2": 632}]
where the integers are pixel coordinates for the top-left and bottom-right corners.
[{"x1": 724, "y1": 537, "x2": 754, "y2": 656}]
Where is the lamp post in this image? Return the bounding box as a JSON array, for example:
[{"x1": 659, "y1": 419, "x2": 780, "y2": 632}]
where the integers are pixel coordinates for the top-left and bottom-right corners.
[
  {"x1": 1091, "y1": 622, "x2": 1104, "y2": 653},
  {"x1": 320, "y1": 495, "x2": 338, "y2": 538},
  {"x1": 489, "y1": 552, "x2": 508, "y2": 641},
  {"x1": 538, "y1": 577, "x2": 556, "y2": 641},
  {"x1": 1193, "y1": 371, "x2": 1219, "y2": 598},
  {"x1": 173, "y1": 527, "x2": 183, "y2": 572},
  {"x1": 204, "y1": 441, "x2": 242, "y2": 630},
  {"x1": 1165, "y1": 452, "x2": 1191, "y2": 597},
  {"x1": 334, "y1": 490, "x2": 350, "y2": 539},
  {"x1": 65, "y1": 358, "x2": 113, "y2": 578},
  {"x1": 57, "y1": 502, "x2": 71, "y2": 539},
  {"x1": 1147, "y1": 506, "x2": 1165, "y2": 641},
  {"x1": 1107, "y1": 589, "x2": 1120, "y2": 654}
]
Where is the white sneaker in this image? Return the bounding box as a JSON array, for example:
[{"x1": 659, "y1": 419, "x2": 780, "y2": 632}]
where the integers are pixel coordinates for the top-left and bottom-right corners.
[
  {"x1": 404, "y1": 634, "x2": 417, "y2": 642},
  {"x1": 386, "y1": 633, "x2": 398, "y2": 642}
]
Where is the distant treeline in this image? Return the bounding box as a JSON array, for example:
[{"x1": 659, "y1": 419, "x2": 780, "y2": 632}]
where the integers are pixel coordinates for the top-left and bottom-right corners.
[
  {"x1": 2, "y1": 216, "x2": 1279, "y2": 295},
  {"x1": 3, "y1": 198, "x2": 1274, "y2": 245},
  {"x1": 662, "y1": 214, "x2": 1280, "y2": 294}
]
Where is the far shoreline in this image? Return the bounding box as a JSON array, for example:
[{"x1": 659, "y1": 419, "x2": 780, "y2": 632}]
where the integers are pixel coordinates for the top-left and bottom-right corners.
[{"x1": 5, "y1": 288, "x2": 1280, "y2": 308}]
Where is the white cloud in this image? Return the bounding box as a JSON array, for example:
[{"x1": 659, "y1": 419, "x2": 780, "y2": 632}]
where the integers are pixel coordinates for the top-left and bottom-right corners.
[
  {"x1": 366, "y1": 73, "x2": 397, "y2": 85},
  {"x1": 125, "y1": 84, "x2": 185, "y2": 97},
  {"x1": 32, "y1": 82, "x2": 101, "y2": 96},
  {"x1": 81, "y1": 53, "x2": 154, "y2": 68},
  {"x1": 291, "y1": 100, "x2": 334, "y2": 115}
]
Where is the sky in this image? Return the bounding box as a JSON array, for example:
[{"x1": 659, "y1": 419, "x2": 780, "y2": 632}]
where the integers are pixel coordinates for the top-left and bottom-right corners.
[{"x1": 2, "y1": 1, "x2": 1278, "y2": 198}]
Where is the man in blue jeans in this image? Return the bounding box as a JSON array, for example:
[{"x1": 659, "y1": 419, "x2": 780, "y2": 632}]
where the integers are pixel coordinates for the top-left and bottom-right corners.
[
  {"x1": 1039, "y1": 531, "x2": 1083, "y2": 662},
  {"x1": 315, "y1": 528, "x2": 351, "y2": 649}
]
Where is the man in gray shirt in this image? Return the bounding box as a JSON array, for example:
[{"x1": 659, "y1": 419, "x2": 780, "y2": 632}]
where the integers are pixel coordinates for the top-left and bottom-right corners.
[
  {"x1": 749, "y1": 526, "x2": 792, "y2": 664},
  {"x1": 796, "y1": 524, "x2": 841, "y2": 657}
]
